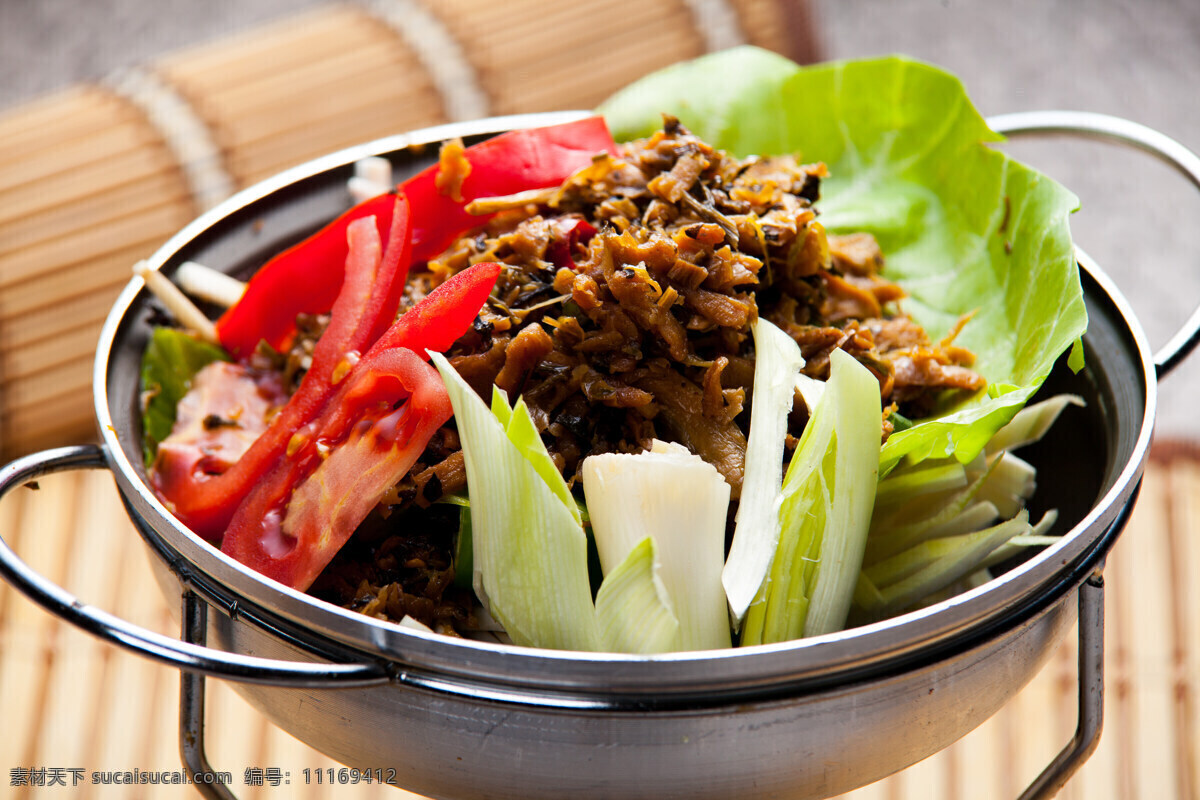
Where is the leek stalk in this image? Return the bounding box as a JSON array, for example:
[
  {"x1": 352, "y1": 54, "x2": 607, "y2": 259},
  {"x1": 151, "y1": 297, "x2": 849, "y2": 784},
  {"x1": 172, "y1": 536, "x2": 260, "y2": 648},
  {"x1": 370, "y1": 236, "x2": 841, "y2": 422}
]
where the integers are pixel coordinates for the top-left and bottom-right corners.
[
  {"x1": 431, "y1": 352, "x2": 599, "y2": 651},
  {"x1": 584, "y1": 441, "x2": 732, "y2": 652},
  {"x1": 741, "y1": 348, "x2": 881, "y2": 644},
  {"x1": 722, "y1": 318, "x2": 806, "y2": 627}
]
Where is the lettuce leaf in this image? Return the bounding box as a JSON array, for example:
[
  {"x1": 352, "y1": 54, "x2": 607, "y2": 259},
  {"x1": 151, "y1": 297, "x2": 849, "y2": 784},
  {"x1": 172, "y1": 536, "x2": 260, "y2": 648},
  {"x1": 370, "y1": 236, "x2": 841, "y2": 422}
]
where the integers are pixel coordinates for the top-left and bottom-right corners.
[
  {"x1": 598, "y1": 49, "x2": 1086, "y2": 474},
  {"x1": 139, "y1": 326, "x2": 230, "y2": 466}
]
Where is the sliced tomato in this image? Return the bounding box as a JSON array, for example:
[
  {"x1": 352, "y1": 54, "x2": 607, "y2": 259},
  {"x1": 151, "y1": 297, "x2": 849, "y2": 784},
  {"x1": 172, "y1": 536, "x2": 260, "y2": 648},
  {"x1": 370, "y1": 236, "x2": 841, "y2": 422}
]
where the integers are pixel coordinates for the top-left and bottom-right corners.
[
  {"x1": 222, "y1": 348, "x2": 451, "y2": 590},
  {"x1": 215, "y1": 192, "x2": 400, "y2": 359},
  {"x1": 218, "y1": 262, "x2": 502, "y2": 587},
  {"x1": 155, "y1": 203, "x2": 411, "y2": 540},
  {"x1": 401, "y1": 116, "x2": 617, "y2": 261}
]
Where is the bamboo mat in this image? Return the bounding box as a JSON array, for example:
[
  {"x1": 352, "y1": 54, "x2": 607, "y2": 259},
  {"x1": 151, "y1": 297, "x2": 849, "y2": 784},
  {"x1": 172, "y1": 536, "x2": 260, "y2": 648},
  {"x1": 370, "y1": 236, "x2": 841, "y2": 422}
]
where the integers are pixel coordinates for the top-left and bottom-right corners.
[
  {"x1": 0, "y1": 445, "x2": 1196, "y2": 799},
  {"x1": 0, "y1": 0, "x2": 805, "y2": 462}
]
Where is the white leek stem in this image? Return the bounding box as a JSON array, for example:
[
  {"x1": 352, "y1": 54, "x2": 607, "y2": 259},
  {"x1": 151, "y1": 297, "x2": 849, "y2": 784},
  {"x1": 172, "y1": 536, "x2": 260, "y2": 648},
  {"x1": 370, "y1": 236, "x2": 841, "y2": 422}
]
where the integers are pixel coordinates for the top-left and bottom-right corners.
[
  {"x1": 723, "y1": 318, "x2": 805, "y2": 626},
  {"x1": 584, "y1": 440, "x2": 732, "y2": 651},
  {"x1": 398, "y1": 616, "x2": 434, "y2": 633}
]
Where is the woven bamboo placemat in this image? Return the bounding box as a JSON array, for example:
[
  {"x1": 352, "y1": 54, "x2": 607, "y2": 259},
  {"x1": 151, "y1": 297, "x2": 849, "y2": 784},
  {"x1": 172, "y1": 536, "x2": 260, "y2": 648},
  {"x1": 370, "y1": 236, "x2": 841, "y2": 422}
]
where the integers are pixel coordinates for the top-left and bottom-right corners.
[{"x1": 1, "y1": 444, "x2": 1196, "y2": 799}]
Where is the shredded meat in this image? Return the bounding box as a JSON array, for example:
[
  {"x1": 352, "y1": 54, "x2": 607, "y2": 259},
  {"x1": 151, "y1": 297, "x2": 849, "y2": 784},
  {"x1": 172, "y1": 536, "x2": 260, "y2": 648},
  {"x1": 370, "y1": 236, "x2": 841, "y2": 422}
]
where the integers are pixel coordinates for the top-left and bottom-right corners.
[
  {"x1": 828, "y1": 232, "x2": 884, "y2": 276},
  {"x1": 634, "y1": 368, "x2": 747, "y2": 497},
  {"x1": 308, "y1": 505, "x2": 475, "y2": 635},
  {"x1": 495, "y1": 323, "x2": 555, "y2": 394}
]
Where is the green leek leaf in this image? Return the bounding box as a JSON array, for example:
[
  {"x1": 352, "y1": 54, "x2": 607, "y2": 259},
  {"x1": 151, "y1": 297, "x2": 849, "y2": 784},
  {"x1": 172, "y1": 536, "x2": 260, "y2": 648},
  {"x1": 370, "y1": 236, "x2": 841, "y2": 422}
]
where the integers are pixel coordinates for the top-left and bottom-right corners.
[
  {"x1": 594, "y1": 536, "x2": 680, "y2": 654},
  {"x1": 740, "y1": 348, "x2": 881, "y2": 644},
  {"x1": 431, "y1": 352, "x2": 599, "y2": 651},
  {"x1": 453, "y1": 504, "x2": 474, "y2": 590},
  {"x1": 985, "y1": 394, "x2": 1086, "y2": 455},
  {"x1": 865, "y1": 511, "x2": 1031, "y2": 615}
]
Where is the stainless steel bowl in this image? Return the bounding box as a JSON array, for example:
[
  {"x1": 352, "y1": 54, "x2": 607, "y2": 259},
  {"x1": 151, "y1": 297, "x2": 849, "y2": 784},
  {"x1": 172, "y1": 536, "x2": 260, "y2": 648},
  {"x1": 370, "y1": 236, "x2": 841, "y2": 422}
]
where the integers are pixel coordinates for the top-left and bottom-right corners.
[{"x1": 3, "y1": 111, "x2": 1199, "y2": 800}]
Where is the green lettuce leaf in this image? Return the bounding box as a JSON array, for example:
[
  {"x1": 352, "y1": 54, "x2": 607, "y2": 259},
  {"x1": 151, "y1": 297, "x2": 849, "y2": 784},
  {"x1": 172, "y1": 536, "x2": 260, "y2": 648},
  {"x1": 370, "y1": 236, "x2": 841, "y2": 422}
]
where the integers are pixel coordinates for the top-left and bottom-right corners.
[
  {"x1": 139, "y1": 326, "x2": 230, "y2": 466},
  {"x1": 598, "y1": 48, "x2": 1087, "y2": 474}
]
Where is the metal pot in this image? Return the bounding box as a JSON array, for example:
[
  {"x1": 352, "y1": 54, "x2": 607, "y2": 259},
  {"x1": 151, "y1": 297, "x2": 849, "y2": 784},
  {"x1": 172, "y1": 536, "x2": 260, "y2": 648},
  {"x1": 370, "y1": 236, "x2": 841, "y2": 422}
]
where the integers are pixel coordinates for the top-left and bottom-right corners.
[{"x1": 2, "y1": 111, "x2": 1199, "y2": 800}]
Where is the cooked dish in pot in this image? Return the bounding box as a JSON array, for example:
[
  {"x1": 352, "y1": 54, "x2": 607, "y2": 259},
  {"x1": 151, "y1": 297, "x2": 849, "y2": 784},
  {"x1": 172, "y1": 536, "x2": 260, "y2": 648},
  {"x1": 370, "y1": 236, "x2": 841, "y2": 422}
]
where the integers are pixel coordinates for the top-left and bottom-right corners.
[{"x1": 139, "y1": 58, "x2": 1084, "y2": 653}]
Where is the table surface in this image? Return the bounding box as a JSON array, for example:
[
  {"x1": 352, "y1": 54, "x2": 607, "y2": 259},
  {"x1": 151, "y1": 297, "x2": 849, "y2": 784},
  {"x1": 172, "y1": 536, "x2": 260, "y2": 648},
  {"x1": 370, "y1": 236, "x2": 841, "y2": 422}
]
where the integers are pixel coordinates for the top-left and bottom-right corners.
[{"x1": 1, "y1": 447, "x2": 1197, "y2": 799}]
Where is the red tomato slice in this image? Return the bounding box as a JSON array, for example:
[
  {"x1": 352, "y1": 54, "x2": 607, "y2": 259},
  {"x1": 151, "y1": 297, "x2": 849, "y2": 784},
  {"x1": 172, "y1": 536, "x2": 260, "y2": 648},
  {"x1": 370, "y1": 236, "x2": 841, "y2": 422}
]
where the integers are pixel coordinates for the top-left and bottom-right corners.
[{"x1": 222, "y1": 348, "x2": 451, "y2": 590}]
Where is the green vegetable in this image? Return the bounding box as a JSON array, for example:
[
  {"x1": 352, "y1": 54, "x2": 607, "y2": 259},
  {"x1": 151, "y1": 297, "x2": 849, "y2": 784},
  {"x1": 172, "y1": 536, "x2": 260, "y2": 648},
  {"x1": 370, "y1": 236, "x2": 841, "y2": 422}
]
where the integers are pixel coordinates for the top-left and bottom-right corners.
[
  {"x1": 861, "y1": 511, "x2": 1031, "y2": 617},
  {"x1": 598, "y1": 48, "x2": 1087, "y2": 475},
  {"x1": 453, "y1": 504, "x2": 474, "y2": 590},
  {"x1": 855, "y1": 394, "x2": 1080, "y2": 621},
  {"x1": 437, "y1": 355, "x2": 728, "y2": 653},
  {"x1": 740, "y1": 349, "x2": 881, "y2": 644},
  {"x1": 872, "y1": 461, "x2": 968, "y2": 509},
  {"x1": 431, "y1": 352, "x2": 600, "y2": 651},
  {"x1": 865, "y1": 457, "x2": 1000, "y2": 565},
  {"x1": 583, "y1": 441, "x2": 733, "y2": 652},
  {"x1": 722, "y1": 318, "x2": 806, "y2": 627},
  {"x1": 593, "y1": 536, "x2": 680, "y2": 654},
  {"x1": 138, "y1": 326, "x2": 229, "y2": 466},
  {"x1": 985, "y1": 394, "x2": 1086, "y2": 455}
]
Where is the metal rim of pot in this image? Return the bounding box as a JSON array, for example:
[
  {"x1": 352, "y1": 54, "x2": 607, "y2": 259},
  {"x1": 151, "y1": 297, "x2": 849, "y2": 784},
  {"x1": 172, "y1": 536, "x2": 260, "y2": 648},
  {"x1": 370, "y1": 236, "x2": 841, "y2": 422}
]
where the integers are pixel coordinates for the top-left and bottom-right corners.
[{"x1": 0, "y1": 110, "x2": 1197, "y2": 800}]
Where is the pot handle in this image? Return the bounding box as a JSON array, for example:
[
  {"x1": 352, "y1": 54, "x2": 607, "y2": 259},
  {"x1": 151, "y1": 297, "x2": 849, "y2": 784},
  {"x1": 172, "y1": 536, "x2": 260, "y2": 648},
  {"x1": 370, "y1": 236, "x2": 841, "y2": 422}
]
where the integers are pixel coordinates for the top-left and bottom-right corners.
[
  {"x1": 987, "y1": 110, "x2": 1200, "y2": 379},
  {"x1": 1018, "y1": 571, "x2": 1105, "y2": 800},
  {"x1": 0, "y1": 445, "x2": 389, "y2": 688}
]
